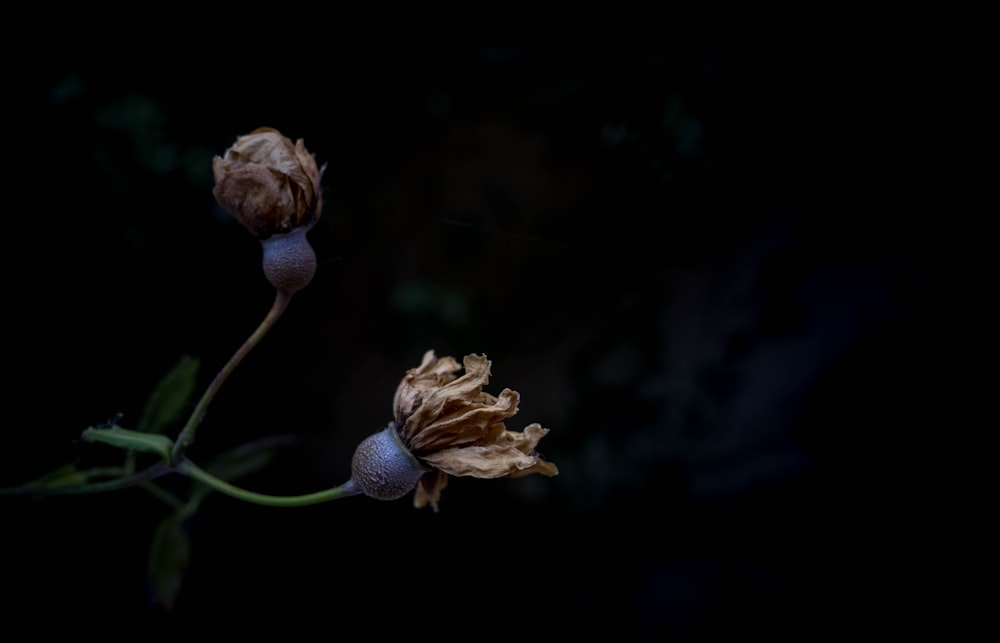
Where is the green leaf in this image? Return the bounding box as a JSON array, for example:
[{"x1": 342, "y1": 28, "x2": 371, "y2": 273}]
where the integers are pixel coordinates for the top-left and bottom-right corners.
[
  {"x1": 137, "y1": 355, "x2": 200, "y2": 434},
  {"x1": 22, "y1": 463, "x2": 90, "y2": 488},
  {"x1": 81, "y1": 427, "x2": 174, "y2": 460},
  {"x1": 148, "y1": 514, "x2": 191, "y2": 613}
]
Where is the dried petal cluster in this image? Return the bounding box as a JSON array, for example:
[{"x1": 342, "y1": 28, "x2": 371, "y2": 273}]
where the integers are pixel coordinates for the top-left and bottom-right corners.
[
  {"x1": 393, "y1": 350, "x2": 558, "y2": 510},
  {"x1": 212, "y1": 127, "x2": 322, "y2": 239}
]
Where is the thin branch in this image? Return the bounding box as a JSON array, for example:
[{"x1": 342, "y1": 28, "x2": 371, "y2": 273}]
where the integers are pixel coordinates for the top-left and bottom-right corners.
[
  {"x1": 178, "y1": 460, "x2": 360, "y2": 507},
  {"x1": 171, "y1": 290, "x2": 292, "y2": 463}
]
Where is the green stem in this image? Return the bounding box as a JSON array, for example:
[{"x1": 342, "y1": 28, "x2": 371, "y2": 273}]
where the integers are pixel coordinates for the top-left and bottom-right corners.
[
  {"x1": 178, "y1": 460, "x2": 359, "y2": 507},
  {"x1": 1, "y1": 462, "x2": 172, "y2": 497},
  {"x1": 80, "y1": 466, "x2": 129, "y2": 480},
  {"x1": 171, "y1": 290, "x2": 292, "y2": 463}
]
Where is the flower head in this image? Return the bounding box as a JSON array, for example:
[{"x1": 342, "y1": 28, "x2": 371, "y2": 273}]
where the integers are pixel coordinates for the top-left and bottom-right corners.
[
  {"x1": 212, "y1": 127, "x2": 322, "y2": 240},
  {"x1": 212, "y1": 127, "x2": 324, "y2": 294},
  {"x1": 348, "y1": 350, "x2": 558, "y2": 511}
]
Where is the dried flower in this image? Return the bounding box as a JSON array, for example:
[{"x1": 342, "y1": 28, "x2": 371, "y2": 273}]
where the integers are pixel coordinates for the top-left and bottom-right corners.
[
  {"x1": 212, "y1": 127, "x2": 324, "y2": 294},
  {"x1": 348, "y1": 350, "x2": 558, "y2": 511},
  {"x1": 212, "y1": 127, "x2": 322, "y2": 239}
]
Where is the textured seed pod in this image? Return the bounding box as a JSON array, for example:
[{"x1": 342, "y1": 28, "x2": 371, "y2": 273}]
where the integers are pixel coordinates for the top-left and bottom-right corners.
[
  {"x1": 349, "y1": 425, "x2": 426, "y2": 500},
  {"x1": 261, "y1": 227, "x2": 316, "y2": 294}
]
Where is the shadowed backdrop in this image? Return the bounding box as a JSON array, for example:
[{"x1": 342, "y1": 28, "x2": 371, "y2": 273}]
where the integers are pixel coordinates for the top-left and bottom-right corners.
[{"x1": 4, "y1": 25, "x2": 961, "y2": 637}]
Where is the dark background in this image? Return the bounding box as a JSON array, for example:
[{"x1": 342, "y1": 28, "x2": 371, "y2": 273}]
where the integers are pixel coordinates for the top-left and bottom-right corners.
[{"x1": 4, "y1": 25, "x2": 967, "y2": 637}]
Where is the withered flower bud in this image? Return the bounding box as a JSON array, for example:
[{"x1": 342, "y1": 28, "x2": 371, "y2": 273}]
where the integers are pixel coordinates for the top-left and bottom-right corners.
[
  {"x1": 212, "y1": 127, "x2": 323, "y2": 294},
  {"x1": 213, "y1": 127, "x2": 322, "y2": 238},
  {"x1": 347, "y1": 351, "x2": 559, "y2": 511}
]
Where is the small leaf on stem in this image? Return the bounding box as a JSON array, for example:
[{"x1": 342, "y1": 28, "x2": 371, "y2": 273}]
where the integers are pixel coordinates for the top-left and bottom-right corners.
[
  {"x1": 138, "y1": 355, "x2": 201, "y2": 434},
  {"x1": 21, "y1": 463, "x2": 90, "y2": 489},
  {"x1": 81, "y1": 427, "x2": 174, "y2": 461},
  {"x1": 148, "y1": 514, "x2": 191, "y2": 613}
]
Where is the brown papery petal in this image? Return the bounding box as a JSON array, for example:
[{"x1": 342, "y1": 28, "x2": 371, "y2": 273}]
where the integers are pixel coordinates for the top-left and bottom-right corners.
[
  {"x1": 212, "y1": 164, "x2": 294, "y2": 237},
  {"x1": 393, "y1": 351, "x2": 462, "y2": 424},
  {"x1": 228, "y1": 129, "x2": 300, "y2": 175},
  {"x1": 229, "y1": 134, "x2": 312, "y2": 213},
  {"x1": 413, "y1": 470, "x2": 449, "y2": 512},
  {"x1": 415, "y1": 350, "x2": 460, "y2": 377},
  {"x1": 212, "y1": 127, "x2": 322, "y2": 238},
  {"x1": 421, "y1": 424, "x2": 558, "y2": 479},
  {"x1": 506, "y1": 424, "x2": 559, "y2": 477},
  {"x1": 400, "y1": 354, "x2": 495, "y2": 442},
  {"x1": 407, "y1": 389, "x2": 520, "y2": 452}
]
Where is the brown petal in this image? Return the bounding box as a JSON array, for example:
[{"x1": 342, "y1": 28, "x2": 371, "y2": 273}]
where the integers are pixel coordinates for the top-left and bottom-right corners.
[
  {"x1": 420, "y1": 424, "x2": 559, "y2": 479},
  {"x1": 212, "y1": 163, "x2": 295, "y2": 238},
  {"x1": 392, "y1": 350, "x2": 462, "y2": 425},
  {"x1": 407, "y1": 389, "x2": 520, "y2": 452},
  {"x1": 212, "y1": 128, "x2": 321, "y2": 239},
  {"x1": 400, "y1": 353, "x2": 499, "y2": 444},
  {"x1": 294, "y1": 138, "x2": 322, "y2": 201},
  {"x1": 413, "y1": 470, "x2": 448, "y2": 512}
]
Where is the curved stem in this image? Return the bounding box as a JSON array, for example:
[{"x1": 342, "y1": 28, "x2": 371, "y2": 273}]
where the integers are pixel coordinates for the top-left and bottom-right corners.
[
  {"x1": 1, "y1": 462, "x2": 173, "y2": 497},
  {"x1": 171, "y1": 290, "x2": 292, "y2": 463},
  {"x1": 178, "y1": 460, "x2": 360, "y2": 507}
]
